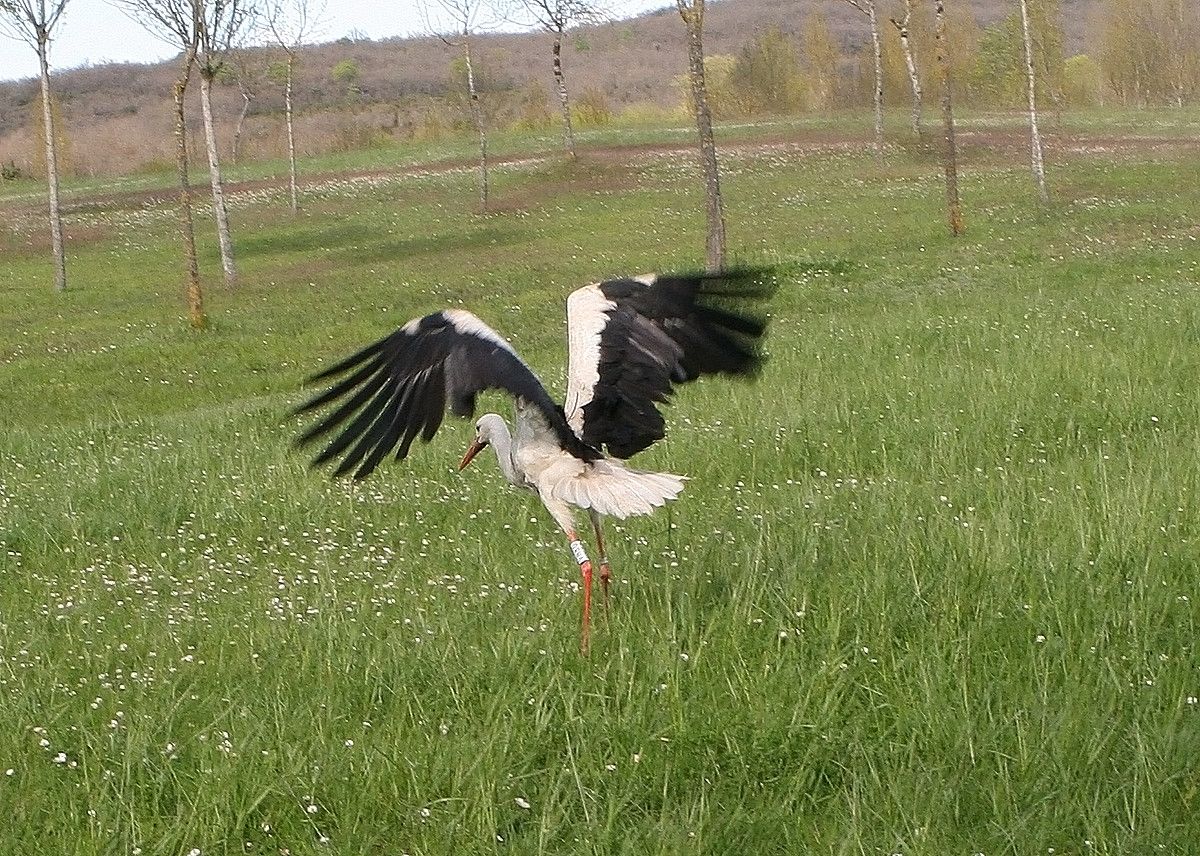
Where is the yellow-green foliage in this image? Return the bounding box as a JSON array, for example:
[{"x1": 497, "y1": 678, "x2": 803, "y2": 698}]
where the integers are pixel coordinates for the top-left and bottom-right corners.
[
  {"x1": 616, "y1": 101, "x2": 680, "y2": 126},
  {"x1": 266, "y1": 58, "x2": 294, "y2": 87},
  {"x1": 802, "y1": 11, "x2": 839, "y2": 110},
  {"x1": 1064, "y1": 54, "x2": 1105, "y2": 106},
  {"x1": 513, "y1": 82, "x2": 554, "y2": 131},
  {"x1": 677, "y1": 31, "x2": 807, "y2": 120},
  {"x1": 728, "y1": 28, "x2": 807, "y2": 116},
  {"x1": 1098, "y1": 0, "x2": 1199, "y2": 106},
  {"x1": 331, "y1": 58, "x2": 362, "y2": 100},
  {"x1": 571, "y1": 88, "x2": 613, "y2": 128},
  {"x1": 971, "y1": 2, "x2": 1064, "y2": 108},
  {"x1": 673, "y1": 55, "x2": 737, "y2": 120}
]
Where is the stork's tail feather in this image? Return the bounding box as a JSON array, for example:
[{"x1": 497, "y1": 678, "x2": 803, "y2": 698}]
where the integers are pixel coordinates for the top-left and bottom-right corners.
[{"x1": 542, "y1": 458, "x2": 685, "y2": 519}]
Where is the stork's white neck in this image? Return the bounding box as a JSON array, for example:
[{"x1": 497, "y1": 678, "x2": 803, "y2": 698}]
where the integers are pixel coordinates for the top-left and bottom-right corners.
[{"x1": 484, "y1": 419, "x2": 523, "y2": 487}]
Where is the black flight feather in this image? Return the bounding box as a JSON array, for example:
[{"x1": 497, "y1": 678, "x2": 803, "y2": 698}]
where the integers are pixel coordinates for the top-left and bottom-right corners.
[
  {"x1": 294, "y1": 309, "x2": 600, "y2": 481},
  {"x1": 576, "y1": 267, "x2": 774, "y2": 458}
]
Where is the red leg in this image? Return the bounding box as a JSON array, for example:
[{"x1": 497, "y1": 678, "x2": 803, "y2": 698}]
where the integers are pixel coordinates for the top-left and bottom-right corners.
[
  {"x1": 567, "y1": 532, "x2": 593, "y2": 656},
  {"x1": 589, "y1": 510, "x2": 612, "y2": 617},
  {"x1": 580, "y1": 559, "x2": 593, "y2": 656},
  {"x1": 599, "y1": 563, "x2": 611, "y2": 618}
]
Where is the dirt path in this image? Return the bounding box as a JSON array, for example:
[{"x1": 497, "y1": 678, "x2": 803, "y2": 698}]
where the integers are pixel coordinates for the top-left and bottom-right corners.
[{"x1": 3, "y1": 124, "x2": 1196, "y2": 222}]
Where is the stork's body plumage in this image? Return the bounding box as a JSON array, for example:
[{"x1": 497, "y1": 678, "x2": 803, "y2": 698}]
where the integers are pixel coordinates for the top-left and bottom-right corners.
[
  {"x1": 475, "y1": 405, "x2": 686, "y2": 532},
  {"x1": 294, "y1": 269, "x2": 773, "y2": 653}
]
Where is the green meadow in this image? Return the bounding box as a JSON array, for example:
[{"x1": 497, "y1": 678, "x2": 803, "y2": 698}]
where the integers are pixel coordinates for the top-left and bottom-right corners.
[{"x1": 2, "y1": 113, "x2": 1199, "y2": 854}]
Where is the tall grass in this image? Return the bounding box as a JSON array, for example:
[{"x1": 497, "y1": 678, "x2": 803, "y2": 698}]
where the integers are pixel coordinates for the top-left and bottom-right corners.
[{"x1": 1, "y1": 119, "x2": 1198, "y2": 854}]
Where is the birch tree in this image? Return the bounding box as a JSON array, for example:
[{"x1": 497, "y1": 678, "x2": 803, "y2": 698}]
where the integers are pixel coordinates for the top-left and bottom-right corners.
[
  {"x1": 115, "y1": 0, "x2": 207, "y2": 328},
  {"x1": 197, "y1": 0, "x2": 253, "y2": 286},
  {"x1": 506, "y1": 0, "x2": 602, "y2": 159},
  {"x1": 266, "y1": 0, "x2": 323, "y2": 214},
  {"x1": 933, "y1": 0, "x2": 962, "y2": 236},
  {"x1": 841, "y1": 0, "x2": 884, "y2": 164},
  {"x1": 1019, "y1": 0, "x2": 1048, "y2": 203},
  {"x1": 1031, "y1": 0, "x2": 1064, "y2": 119},
  {"x1": 676, "y1": 0, "x2": 725, "y2": 271},
  {"x1": 1102, "y1": 0, "x2": 1197, "y2": 107},
  {"x1": 0, "y1": 0, "x2": 71, "y2": 293},
  {"x1": 1163, "y1": 0, "x2": 1199, "y2": 108},
  {"x1": 890, "y1": 0, "x2": 922, "y2": 136},
  {"x1": 424, "y1": 0, "x2": 494, "y2": 213},
  {"x1": 226, "y1": 48, "x2": 263, "y2": 164}
]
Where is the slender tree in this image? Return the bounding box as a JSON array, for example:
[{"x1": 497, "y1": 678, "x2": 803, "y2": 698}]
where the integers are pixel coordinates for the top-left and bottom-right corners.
[
  {"x1": 506, "y1": 0, "x2": 602, "y2": 159},
  {"x1": 1098, "y1": 0, "x2": 1197, "y2": 107},
  {"x1": 841, "y1": 0, "x2": 884, "y2": 164},
  {"x1": 1031, "y1": 0, "x2": 1064, "y2": 120},
  {"x1": 266, "y1": 0, "x2": 323, "y2": 214},
  {"x1": 462, "y1": 35, "x2": 488, "y2": 211},
  {"x1": 890, "y1": 0, "x2": 923, "y2": 137},
  {"x1": 933, "y1": 0, "x2": 962, "y2": 235},
  {"x1": 0, "y1": 0, "x2": 71, "y2": 293},
  {"x1": 1019, "y1": 0, "x2": 1048, "y2": 203},
  {"x1": 425, "y1": 0, "x2": 494, "y2": 213},
  {"x1": 226, "y1": 47, "x2": 262, "y2": 164},
  {"x1": 115, "y1": 0, "x2": 207, "y2": 327},
  {"x1": 196, "y1": 0, "x2": 253, "y2": 285},
  {"x1": 675, "y1": 0, "x2": 725, "y2": 271},
  {"x1": 1163, "y1": 0, "x2": 1198, "y2": 108}
]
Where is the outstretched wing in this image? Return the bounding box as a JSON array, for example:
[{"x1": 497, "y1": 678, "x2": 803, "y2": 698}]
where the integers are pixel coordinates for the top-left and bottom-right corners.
[
  {"x1": 294, "y1": 309, "x2": 598, "y2": 480},
  {"x1": 563, "y1": 269, "x2": 774, "y2": 459}
]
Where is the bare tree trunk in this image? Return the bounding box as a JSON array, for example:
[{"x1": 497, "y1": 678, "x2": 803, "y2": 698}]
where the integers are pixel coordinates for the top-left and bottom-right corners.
[
  {"x1": 1171, "y1": 0, "x2": 1187, "y2": 108},
  {"x1": 463, "y1": 36, "x2": 489, "y2": 213},
  {"x1": 892, "y1": 0, "x2": 922, "y2": 137},
  {"x1": 679, "y1": 4, "x2": 725, "y2": 272},
  {"x1": 285, "y1": 53, "x2": 298, "y2": 214},
  {"x1": 199, "y1": 70, "x2": 237, "y2": 284},
  {"x1": 232, "y1": 82, "x2": 251, "y2": 164},
  {"x1": 934, "y1": 0, "x2": 962, "y2": 236},
  {"x1": 867, "y1": 0, "x2": 884, "y2": 164},
  {"x1": 552, "y1": 28, "x2": 576, "y2": 159},
  {"x1": 1019, "y1": 0, "x2": 1048, "y2": 204},
  {"x1": 172, "y1": 56, "x2": 206, "y2": 329},
  {"x1": 36, "y1": 39, "x2": 66, "y2": 294},
  {"x1": 842, "y1": 0, "x2": 885, "y2": 161}
]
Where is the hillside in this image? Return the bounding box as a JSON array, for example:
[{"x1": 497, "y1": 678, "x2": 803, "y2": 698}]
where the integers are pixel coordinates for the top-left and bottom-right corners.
[{"x1": 0, "y1": 0, "x2": 1102, "y2": 177}]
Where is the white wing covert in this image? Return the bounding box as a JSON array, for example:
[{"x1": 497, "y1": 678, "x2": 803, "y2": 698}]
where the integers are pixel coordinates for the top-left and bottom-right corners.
[
  {"x1": 295, "y1": 309, "x2": 598, "y2": 480},
  {"x1": 563, "y1": 269, "x2": 774, "y2": 459}
]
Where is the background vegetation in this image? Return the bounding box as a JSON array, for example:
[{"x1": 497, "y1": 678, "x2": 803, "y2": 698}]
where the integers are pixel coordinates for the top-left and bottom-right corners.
[{"x1": 0, "y1": 0, "x2": 1197, "y2": 178}]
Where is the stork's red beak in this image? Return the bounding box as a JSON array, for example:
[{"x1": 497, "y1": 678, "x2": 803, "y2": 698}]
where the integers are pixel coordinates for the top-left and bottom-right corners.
[{"x1": 459, "y1": 439, "x2": 487, "y2": 471}]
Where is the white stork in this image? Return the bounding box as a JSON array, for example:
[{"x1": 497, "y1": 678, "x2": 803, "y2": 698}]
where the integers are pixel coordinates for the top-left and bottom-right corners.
[{"x1": 294, "y1": 269, "x2": 773, "y2": 653}]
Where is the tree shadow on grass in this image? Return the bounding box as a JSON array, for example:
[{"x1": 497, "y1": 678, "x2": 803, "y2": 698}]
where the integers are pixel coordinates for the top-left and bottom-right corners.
[{"x1": 235, "y1": 217, "x2": 528, "y2": 266}]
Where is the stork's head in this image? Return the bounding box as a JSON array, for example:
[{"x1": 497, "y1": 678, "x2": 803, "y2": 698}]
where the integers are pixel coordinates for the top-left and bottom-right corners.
[{"x1": 459, "y1": 413, "x2": 504, "y2": 471}]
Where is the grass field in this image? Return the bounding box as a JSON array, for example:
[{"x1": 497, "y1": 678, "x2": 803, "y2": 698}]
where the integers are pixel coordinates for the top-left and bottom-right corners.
[{"x1": 2, "y1": 113, "x2": 1199, "y2": 855}]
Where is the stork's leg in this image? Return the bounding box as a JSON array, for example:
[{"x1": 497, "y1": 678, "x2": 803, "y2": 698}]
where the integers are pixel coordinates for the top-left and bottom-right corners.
[
  {"x1": 566, "y1": 530, "x2": 593, "y2": 656},
  {"x1": 547, "y1": 497, "x2": 594, "y2": 656},
  {"x1": 588, "y1": 509, "x2": 612, "y2": 617}
]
